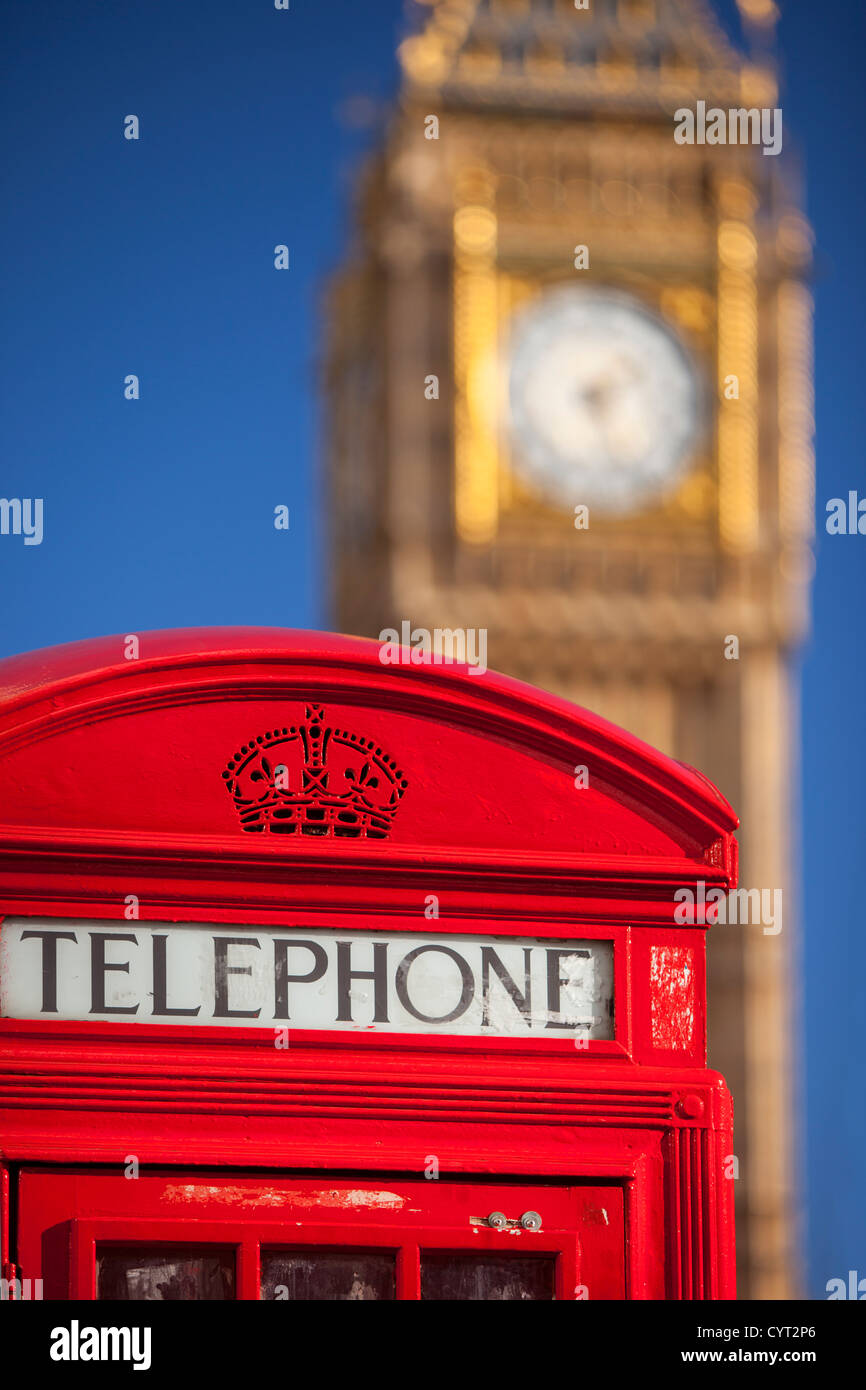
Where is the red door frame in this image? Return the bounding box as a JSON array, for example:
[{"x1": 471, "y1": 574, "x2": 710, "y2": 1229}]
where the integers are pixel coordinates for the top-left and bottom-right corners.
[
  {"x1": 19, "y1": 1170, "x2": 628, "y2": 1300},
  {"x1": 0, "y1": 629, "x2": 738, "y2": 1300}
]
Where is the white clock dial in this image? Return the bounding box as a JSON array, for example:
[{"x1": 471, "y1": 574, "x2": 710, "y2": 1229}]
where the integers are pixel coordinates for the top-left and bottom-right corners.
[{"x1": 506, "y1": 287, "x2": 704, "y2": 514}]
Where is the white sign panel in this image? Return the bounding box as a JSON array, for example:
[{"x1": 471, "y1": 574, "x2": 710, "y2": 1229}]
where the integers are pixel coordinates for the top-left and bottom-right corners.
[{"x1": 0, "y1": 918, "x2": 614, "y2": 1040}]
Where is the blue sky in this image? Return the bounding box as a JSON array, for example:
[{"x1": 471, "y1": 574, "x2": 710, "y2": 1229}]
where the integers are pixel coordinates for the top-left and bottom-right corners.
[{"x1": 1, "y1": 0, "x2": 864, "y2": 1297}]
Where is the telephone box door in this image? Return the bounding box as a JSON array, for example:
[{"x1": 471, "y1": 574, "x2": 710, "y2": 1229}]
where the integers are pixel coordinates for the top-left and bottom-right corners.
[{"x1": 17, "y1": 1169, "x2": 625, "y2": 1301}]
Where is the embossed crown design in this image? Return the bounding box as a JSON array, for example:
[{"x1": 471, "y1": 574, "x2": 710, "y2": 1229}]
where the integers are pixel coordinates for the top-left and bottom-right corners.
[{"x1": 222, "y1": 704, "x2": 408, "y2": 839}]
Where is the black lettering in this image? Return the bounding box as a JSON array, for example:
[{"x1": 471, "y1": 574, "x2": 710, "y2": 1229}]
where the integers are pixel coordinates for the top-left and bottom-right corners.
[
  {"x1": 90, "y1": 932, "x2": 139, "y2": 1014},
  {"x1": 336, "y1": 940, "x2": 388, "y2": 1022},
  {"x1": 20, "y1": 929, "x2": 77, "y2": 1013},
  {"x1": 395, "y1": 945, "x2": 474, "y2": 1024},
  {"x1": 480, "y1": 947, "x2": 532, "y2": 1027},
  {"x1": 213, "y1": 936, "x2": 261, "y2": 1018},
  {"x1": 151, "y1": 934, "x2": 200, "y2": 1016},
  {"x1": 273, "y1": 939, "x2": 328, "y2": 1020},
  {"x1": 545, "y1": 948, "x2": 590, "y2": 1030}
]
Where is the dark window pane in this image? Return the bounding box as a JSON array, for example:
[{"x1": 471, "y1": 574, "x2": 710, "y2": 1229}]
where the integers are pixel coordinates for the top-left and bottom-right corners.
[
  {"x1": 96, "y1": 1246, "x2": 235, "y2": 1301},
  {"x1": 261, "y1": 1250, "x2": 395, "y2": 1301},
  {"x1": 421, "y1": 1253, "x2": 556, "y2": 1301}
]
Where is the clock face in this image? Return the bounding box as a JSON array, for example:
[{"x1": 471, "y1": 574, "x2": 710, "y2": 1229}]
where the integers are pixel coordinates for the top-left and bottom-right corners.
[{"x1": 506, "y1": 287, "x2": 704, "y2": 515}]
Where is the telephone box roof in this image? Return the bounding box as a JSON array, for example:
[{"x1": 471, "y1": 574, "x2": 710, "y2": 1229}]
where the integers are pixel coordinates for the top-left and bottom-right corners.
[{"x1": 0, "y1": 626, "x2": 737, "y2": 888}]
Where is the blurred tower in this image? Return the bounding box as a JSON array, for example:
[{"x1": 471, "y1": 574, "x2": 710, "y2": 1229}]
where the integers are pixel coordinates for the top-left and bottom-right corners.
[{"x1": 325, "y1": 0, "x2": 813, "y2": 1299}]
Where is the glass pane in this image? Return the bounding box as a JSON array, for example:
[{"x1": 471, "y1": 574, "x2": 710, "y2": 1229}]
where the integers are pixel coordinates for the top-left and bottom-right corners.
[
  {"x1": 421, "y1": 1253, "x2": 556, "y2": 1301},
  {"x1": 97, "y1": 1246, "x2": 235, "y2": 1301},
  {"x1": 261, "y1": 1250, "x2": 395, "y2": 1301}
]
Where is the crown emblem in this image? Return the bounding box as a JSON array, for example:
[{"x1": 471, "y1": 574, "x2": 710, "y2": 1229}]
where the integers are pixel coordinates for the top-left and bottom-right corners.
[{"x1": 222, "y1": 704, "x2": 408, "y2": 839}]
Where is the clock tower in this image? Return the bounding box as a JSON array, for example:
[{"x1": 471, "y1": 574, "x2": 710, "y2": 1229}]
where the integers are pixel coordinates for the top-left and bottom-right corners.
[{"x1": 325, "y1": 0, "x2": 814, "y2": 1299}]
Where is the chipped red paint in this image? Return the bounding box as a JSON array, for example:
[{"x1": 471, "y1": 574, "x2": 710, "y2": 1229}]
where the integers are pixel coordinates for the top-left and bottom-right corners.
[
  {"x1": 0, "y1": 628, "x2": 738, "y2": 1299},
  {"x1": 650, "y1": 946, "x2": 697, "y2": 1051}
]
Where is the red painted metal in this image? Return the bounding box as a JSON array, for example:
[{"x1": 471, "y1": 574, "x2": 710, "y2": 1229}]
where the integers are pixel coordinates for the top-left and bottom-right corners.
[
  {"x1": 0, "y1": 627, "x2": 738, "y2": 1299},
  {"x1": 18, "y1": 1170, "x2": 626, "y2": 1301}
]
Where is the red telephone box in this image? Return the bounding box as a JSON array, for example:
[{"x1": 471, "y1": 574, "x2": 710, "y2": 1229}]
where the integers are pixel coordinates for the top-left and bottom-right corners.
[{"x1": 0, "y1": 628, "x2": 737, "y2": 1300}]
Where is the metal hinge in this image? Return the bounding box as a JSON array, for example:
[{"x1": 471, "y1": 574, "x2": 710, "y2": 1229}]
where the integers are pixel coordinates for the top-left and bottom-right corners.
[{"x1": 470, "y1": 1210, "x2": 543, "y2": 1232}]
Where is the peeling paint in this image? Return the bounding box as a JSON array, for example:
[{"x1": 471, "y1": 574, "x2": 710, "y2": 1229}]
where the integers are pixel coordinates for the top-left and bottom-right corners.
[
  {"x1": 480, "y1": 946, "x2": 614, "y2": 1036},
  {"x1": 650, "y1": 945, "x2": 696, "y2": 1050},
  {"x1": 161, "y1": 1184, "x2": 407, "y2": 1210}
]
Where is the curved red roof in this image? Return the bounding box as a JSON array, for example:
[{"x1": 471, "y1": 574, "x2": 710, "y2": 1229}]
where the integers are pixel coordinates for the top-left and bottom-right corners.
[
  {"x1": 0, "y1": 627, "x2": 738, "y2": 921},
  {"x1": 0, "y1": 625, "x2": 736, "y2": 829}
]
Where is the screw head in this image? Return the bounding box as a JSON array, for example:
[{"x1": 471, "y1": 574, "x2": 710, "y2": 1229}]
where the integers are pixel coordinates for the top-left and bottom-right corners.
[
  {"x1": 487, "y1": 1211, "x2": 508, "y2": 1230},
  {"x1": 520, "y1": 1210, "x2": 542, "y2": 1231},
  {"x1": 677, "y1": 1094, "x2": 705, "y2": 1120}
]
